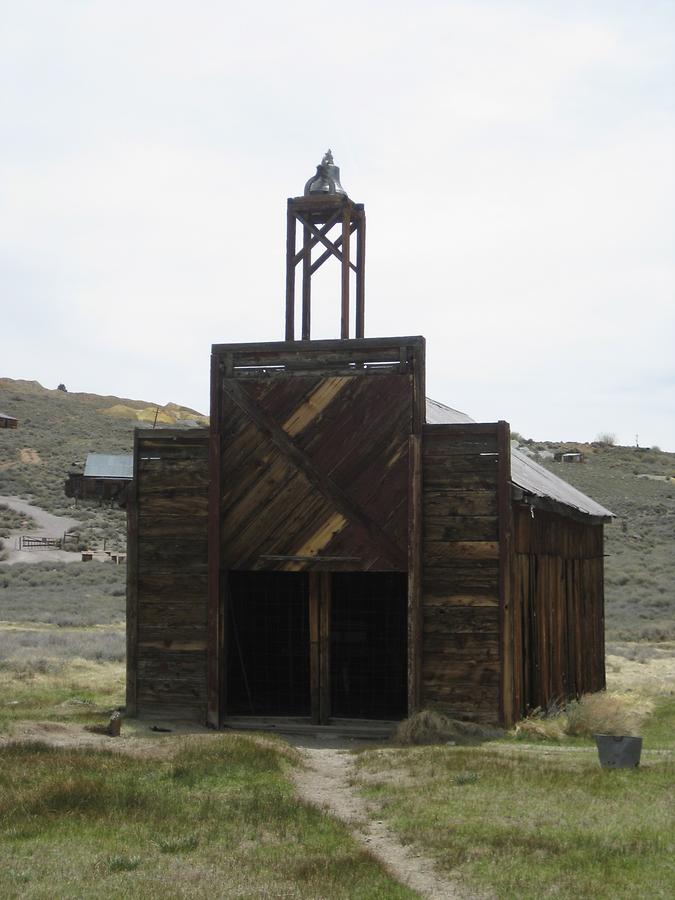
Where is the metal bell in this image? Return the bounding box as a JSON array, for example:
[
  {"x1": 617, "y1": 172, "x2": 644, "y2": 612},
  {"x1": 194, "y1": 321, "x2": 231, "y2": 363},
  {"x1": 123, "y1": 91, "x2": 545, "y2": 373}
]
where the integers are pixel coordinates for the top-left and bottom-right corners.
[{"x1": 304, "y1": 149, "x2": 346, "y2": 196}]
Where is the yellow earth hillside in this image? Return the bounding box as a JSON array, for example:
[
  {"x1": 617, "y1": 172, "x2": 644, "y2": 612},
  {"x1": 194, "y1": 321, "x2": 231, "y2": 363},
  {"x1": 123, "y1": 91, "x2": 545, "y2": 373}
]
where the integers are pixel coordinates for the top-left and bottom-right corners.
[{"x1": 98, "y1": 404, "x2": 208, "y2": 425}]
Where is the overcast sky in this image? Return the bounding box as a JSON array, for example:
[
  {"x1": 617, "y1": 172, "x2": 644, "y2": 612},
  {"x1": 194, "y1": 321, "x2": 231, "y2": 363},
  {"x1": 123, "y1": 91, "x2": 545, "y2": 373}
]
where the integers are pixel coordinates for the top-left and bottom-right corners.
[{"x1": 1, "y1": 1, "x2": 673, "y2": 449}]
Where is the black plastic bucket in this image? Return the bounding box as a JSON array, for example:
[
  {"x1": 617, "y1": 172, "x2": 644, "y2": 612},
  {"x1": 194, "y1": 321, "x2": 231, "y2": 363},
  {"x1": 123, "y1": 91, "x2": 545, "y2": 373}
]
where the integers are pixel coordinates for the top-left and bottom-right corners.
[{"x1": 594, "y1": 734, "x2": 642, "y2": 768}]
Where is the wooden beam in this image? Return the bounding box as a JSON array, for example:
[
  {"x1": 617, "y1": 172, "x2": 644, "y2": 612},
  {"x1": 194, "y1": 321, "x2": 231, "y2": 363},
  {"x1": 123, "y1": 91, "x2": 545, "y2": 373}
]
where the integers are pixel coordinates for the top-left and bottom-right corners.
[
  {"x1": 412, "y1": 337, "x2": 426, "y2": 434},
  {"x1": 310, "y1": 223, "x2": 357, "y2": 274},
  {"x1": 285, "y1": 202, "x2": 296, "y2": 341},
  {"x1": 212, "y1": 335, "x2": 426, "y2": 354},
  {"x1": 207, "y1": 354, "x2": 223, "y2": 727},
  {"x1": 295, "y1": 212, "x2": 358, "y2": 273},
  {"x1": 221, "y1": 379, "x2": 406, "y2": 568},
  {"x1": 355, "y1": 211, "x2": 366, "y2": 338},
  {"x1": 341, "y1": 203, "x2": 351, "y2": 338},
  {"x1": 407, "y1": 433, "x2": 422, "y2": 715},
  {"x1": 497, "y1": 420, "x2": 514, "y2": 728},
  {"x1": 319, "y1": 571, "x2": 331, "y2": 724},
  {"x1": 309, "y1": 572, "x2": 320, "y2": 724},
  {"x1": 125, "y1": 430, "x2": 139, "y2": 717},
  {"x1": 293, "y1": 208, "x2": 343, "y2": 265},
  {"x1": 301, "y1": 222, "x2": 311, "y2": 340}
]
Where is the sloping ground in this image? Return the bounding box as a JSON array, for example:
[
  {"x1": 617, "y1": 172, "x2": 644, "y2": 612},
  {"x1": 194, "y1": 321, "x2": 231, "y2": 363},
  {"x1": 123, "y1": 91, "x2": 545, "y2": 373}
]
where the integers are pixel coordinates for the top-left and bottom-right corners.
[
  {"x1": 99, "y1": 401, "x2": 207, "y2": 426},
  {"x1": 0, "y1": 378, "x2": 207, "y2": 549},
  {"x1": 528, "y1": 441, "x2": 675, "y2": 640}
]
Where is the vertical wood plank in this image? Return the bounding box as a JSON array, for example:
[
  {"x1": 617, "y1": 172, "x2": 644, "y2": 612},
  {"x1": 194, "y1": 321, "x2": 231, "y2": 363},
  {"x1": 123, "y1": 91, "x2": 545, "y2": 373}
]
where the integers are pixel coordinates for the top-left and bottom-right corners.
[
  {"x1": 125, "y1": 430, "x2": 139, "y2": 716},
  {"x1": 207, "y1": 353, "x2": 223, "y2": 727},
  {"x1": 497, "y1": 420, "x2": 514, "y2": 727},
  {"x1": 411, "y1": 338, "x2": 426, "y2": 435},
  {"x1": 598, "y1": 557, "x2": 606, "y2": 690},
  {"x1": 355, "y1": 209, "x2": 366, "y2": 338},
  {"x1": 302, "y1": 222, "x2": 311, "y2": 340},
  {"x1": 340, "y1": 204, "x2": 351, "y2": 338},
  {"x1": 319, "y1": 572, "x2": 332, "y2": 724},
  {"x1": 407, "y1": 433, "x2": 423, "y2": 714},
  {"x1": 309, "y1": 572, "x2": 320, "y2": 725},
  {"x1": 285, "y1": 202, "x2": 296, "y2": 341}
]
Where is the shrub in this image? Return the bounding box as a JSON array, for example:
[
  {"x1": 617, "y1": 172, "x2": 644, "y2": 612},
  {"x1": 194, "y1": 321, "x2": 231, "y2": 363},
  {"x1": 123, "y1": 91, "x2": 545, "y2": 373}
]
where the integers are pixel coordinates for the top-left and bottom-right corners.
[
  {"x1": 395, "y1": 709, "x2": 503, "y2": 745},
  {"x1": 566, "y1": 691, "x2": 653, "y2": 737},
  {"x1": 512, "y1": 691, "x2": 654, "y2": 741},
  {"x1": 597, "y1": 432, "x2": 617, "y2": 446}
]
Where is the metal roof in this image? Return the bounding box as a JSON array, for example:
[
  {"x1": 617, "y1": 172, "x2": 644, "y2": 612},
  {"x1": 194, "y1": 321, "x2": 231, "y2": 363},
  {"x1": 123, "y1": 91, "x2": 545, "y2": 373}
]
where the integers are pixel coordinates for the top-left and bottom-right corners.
[
  {"x1": 510, "y1": 447, "x2": 613, "y2": 519},
  {"x1": 425, "y1": 399, "x2": 614, "y2": 520},
  {"x1": 84, "y1": 453, "x2": 133, "y2": 480},
  {"x1": 425, "y1": 398, "x2": 475, "y2": 425}
]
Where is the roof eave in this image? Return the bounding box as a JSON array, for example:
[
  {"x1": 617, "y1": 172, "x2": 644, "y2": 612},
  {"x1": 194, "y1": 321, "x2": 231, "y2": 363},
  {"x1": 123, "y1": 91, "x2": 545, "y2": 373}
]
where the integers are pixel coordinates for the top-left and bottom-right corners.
[{"x1": 511, "y1": 485, "x2": 614, "y2": 525}]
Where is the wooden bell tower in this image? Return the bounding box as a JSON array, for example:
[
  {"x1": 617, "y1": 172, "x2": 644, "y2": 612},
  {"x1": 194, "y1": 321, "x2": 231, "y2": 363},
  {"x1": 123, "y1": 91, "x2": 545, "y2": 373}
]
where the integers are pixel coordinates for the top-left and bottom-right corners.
[{"x1": 285, "y1": 150, "x2": 366, "y2": 340}]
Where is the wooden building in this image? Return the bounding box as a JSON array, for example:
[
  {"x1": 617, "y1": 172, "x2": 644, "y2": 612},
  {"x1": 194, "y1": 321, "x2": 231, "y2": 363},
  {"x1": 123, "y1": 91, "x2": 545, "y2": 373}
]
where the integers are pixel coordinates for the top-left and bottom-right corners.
[
  {"x1": 127, "y1": 154, "x2": 612, "y2": 729},
  {"x1": 0, "y1": 412, "x2": 18, "y2": 429},
  {"x1": 66, "y1": 453, "x2": 133, "y2": 506}
]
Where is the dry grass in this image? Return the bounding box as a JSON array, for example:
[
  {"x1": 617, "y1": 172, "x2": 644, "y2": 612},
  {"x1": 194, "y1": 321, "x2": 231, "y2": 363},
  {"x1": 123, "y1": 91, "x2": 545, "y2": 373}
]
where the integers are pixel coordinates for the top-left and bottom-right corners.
[
  {"x1": 513, "y1": 690, "x2": 655, "y2": 741},
  {"x1": 566, "y1": 691, "x2": 654, "y2": 737},
  {"x1": 394, "y1": 709, "x2": 503, "y2": 745}
]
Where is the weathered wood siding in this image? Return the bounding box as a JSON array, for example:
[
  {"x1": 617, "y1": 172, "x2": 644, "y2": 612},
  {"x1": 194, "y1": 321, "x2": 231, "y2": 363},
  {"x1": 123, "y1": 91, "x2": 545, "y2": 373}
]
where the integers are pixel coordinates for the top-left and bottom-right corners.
[
  {"x1": 510, "y1": 507, "x2": 605, "y2": 718},
  {"x1": 127, "y1": 429, "x2": 209, "y2": 720},
  {"x1": 208, "y1": 337, "x2": 426, "y2": 725},
  {"x1": 421, "y1": 424, "x2": 504, "y2": 723},
  {"x1": 210, "y1": 340, "x2": 425, "y2": 574}
]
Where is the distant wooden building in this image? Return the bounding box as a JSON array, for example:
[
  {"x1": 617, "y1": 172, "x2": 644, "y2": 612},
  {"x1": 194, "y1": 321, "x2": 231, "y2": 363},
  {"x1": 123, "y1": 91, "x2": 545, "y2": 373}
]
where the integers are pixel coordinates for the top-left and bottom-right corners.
[
  {"x1": 554, "y1": 450, "x2": 585, "y2": 463},
  {"x1": 0, "y1": 412, "x2": 18, "y2": 429},
  {"x1": 66, "y1": 453, "x2": 133, "y2": 506},
  {"x1": 126, "y1": 155, "x2": 612, "y2": 729}
]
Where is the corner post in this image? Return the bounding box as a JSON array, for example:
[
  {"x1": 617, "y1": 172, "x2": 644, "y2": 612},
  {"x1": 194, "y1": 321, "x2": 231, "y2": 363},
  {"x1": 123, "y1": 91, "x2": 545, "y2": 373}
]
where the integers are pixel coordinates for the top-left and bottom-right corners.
[
  {"x1": 497, "y1": 420, "x2": 514, "y2": 727},
  {"x1": 207, "y1": 352, "x2": 224, "y2": 727},
  {"x1": 407, "y1": 338, "x2": 426, "y2": 715},
  {"x1": 340, "y1": 202, "x2": 351, "y2": 338},
  {"x1": 125, "y1": 429, "x2": 139, "y2": 717},
  {"x1": 355, "y1": 207, "x2": 366, "y2": 338},
  {"x1": 285, "y1": 201, "x2": 296, "y2": 340}
]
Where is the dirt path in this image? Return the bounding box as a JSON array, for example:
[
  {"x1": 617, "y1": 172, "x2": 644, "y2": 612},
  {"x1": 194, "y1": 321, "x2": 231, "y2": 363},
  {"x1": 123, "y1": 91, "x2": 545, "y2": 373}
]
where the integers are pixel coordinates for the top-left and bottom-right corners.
[
  {"x1": 0, "y1": 495, "x2": 82, "y2": 565},
  {"x1": 292, "y1": 746, "x2": 476, "y2": 900}
]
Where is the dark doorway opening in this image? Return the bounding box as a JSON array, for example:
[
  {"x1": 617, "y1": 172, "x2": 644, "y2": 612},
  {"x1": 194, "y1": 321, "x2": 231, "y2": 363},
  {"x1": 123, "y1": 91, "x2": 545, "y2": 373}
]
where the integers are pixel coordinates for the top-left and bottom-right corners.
[
  {"x1": 330, "y1": 572, "x2": 408, "y2": 719},
  {"x1": 227, "y1": 571, "x2": 310, "y2": 716}
]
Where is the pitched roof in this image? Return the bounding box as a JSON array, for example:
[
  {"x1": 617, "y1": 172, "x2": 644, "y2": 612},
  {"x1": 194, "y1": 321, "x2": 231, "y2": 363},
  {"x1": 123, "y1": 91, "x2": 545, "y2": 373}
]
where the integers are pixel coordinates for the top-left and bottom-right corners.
[
  {"x1": 83, "y1": 453, "x2": 133, "y2": 480},
  {"x1": 424, "y1": 399, "x2": 613, "y2": 520}
]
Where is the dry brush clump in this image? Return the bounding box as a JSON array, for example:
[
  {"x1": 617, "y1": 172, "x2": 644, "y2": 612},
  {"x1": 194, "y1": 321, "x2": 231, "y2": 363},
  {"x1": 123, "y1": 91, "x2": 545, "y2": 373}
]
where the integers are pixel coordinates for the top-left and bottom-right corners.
[
  {"x1": 394, "y1": 709, "x2": 503, "y2": 745},
  {"x1": 513, "y1": 690, "x2": 654, "y2": 741}
]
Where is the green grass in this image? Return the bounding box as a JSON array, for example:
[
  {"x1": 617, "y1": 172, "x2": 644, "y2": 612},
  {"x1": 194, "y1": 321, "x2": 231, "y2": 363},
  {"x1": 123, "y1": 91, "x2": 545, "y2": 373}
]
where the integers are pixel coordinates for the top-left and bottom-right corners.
[
  {"x1": 641, "y1": 695, "x2": 675, "y2": 749},
  {"x1": 0, "y1": 561, "x2": 126, "y2": 626},
  {"x1": 0, "y1": 659, "x2": 125, "y2": 733},
  {"x1": 354, "y1": 734, "x2": 675, "y2": 899},
  {"x1": 0, "y1": 737, "x2": 414, "y2": 899}
]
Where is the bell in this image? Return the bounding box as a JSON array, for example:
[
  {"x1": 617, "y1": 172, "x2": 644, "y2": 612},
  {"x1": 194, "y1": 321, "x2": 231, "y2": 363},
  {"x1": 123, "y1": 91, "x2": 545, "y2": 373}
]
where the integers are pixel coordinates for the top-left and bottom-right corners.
[{"x1": 304, "y1": 149, "x2": 347, "y2": 196}]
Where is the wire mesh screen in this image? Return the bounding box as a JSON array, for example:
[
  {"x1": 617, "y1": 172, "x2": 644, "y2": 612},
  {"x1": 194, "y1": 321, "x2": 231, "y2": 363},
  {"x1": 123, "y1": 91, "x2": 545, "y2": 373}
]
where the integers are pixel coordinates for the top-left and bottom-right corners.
[
  {"x1": 227, "y1": 571, "x2": 310, "y2": 716},
  {"x1": 330, "y1": 572, "x2": 408, "y2": 719}
]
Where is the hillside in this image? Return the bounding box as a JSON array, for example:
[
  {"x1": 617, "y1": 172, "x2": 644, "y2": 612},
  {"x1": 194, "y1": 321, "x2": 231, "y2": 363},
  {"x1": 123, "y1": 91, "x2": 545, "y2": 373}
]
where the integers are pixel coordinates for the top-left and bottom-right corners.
[
  {"x1": 1, "y1": 378, "x2": 673, "y2": 640},
  {"x1": 0, "y1": 378, "x2": 207, "y2": 549},
  {"x1": 516, "y1": 438, "x2": 675, "y2": 641}
]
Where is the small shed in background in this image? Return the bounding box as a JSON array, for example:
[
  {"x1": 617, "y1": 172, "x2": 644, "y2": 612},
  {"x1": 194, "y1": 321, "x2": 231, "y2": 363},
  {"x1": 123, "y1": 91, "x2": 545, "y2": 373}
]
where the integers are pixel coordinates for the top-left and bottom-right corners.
[
  {"x1": 554, "y1": 451, "x2": 585, "y2": 463},
  {"x1": 0, "y1": 412, "x2": 18, "y2": 429},
  {"x1": 65, "y1": 453, "x2": 133, "y2": 506}
]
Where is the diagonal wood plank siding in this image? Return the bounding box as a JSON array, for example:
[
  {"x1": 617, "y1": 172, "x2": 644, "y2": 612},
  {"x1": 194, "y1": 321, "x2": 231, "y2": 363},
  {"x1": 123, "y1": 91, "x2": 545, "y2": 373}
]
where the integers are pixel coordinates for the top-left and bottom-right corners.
[{"x1": 218, "y1": 372, "x2": 412, "y2": 572}]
